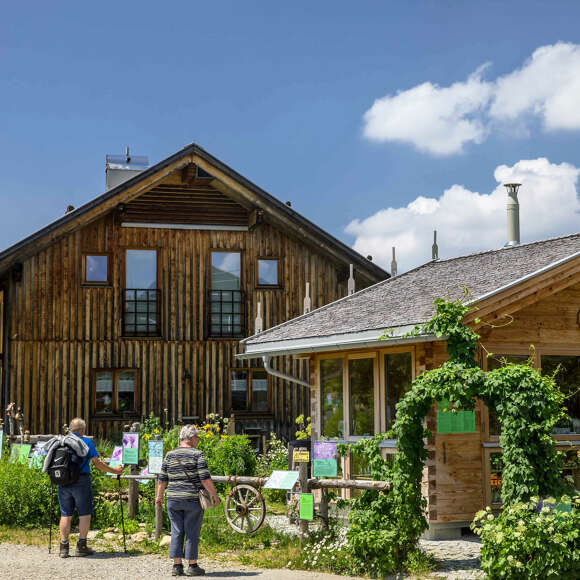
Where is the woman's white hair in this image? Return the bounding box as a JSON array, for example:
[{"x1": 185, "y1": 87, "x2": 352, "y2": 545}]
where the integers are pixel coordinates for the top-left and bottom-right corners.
[
  {"x1": 69, "y1": 417, "x2": 86, "y2": 433},
  {"x1": 179, "y1": 424, "x2": 199, "y2": 441}
]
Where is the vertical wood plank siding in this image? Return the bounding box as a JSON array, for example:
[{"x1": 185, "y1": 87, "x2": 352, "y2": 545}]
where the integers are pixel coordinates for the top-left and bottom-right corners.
[{"x1": 6, "y1": 212, "x2": 361, "y2": 437}]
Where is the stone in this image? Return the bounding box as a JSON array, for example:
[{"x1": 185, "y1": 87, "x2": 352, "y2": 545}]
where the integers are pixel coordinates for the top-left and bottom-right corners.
[
  {"x1": 131, "y1": 532, "x2": 148, "y2": 543},
  {"x1": 86, "y1": 530, "x2": 99, "y2": 541},
  {"x1": 103, "y1": 532, "x2": 117, "y2": 540},
  {"x1": 159, "y1": 535, "x2": 172, "y2": 547},
  {"x1": 138, "y1": 523, "x2": 147, "y2": 529}
]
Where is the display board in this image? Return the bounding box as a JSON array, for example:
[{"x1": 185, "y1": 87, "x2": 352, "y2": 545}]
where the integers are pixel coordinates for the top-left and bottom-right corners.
[
  {"x1": 28, "y1": 442, "x2": 47, "y2": 469},
  {"x1": 122, "y1": 432, "x2": 140, "y2": 465},
  {"x1": 299, "y1": 493, "x2": 314, "y2": 520},
  {"x1": 148, "y1": 440, "x2": 164, "y2": 474},
  {"x1": 106, "y1": 445, "x2": 123, "y2": 476},
  {"x1": 312, "y1": 441, "x2": 338, "y2": 477},
  {"x1": 263, "y1": 470, "x2": 300, "y2": 490},
  {"x1": 436, "y1": 400, "x2": 476, "y2": 434}
]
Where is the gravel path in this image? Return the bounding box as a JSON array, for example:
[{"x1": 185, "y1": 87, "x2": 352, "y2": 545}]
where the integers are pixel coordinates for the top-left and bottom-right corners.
[{"x1": 0, "y1": 543, "x2": 363, "y2": 580}]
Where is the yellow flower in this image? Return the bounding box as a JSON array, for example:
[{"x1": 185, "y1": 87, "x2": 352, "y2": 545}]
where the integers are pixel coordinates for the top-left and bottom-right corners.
[
  {"x1": 205, "y1": 433, "x2": 211, "y2": 438},
  {"x1": 144, "y1": 434, "x2": 150, "y2": 441},
  {"x1": 221, "y1": 435, "x2": 227, "y2": 439},
  {"x1": 153, "y1": 429, "x2": 160, "y2": 434},
  {"x1": 203, "y1": 424, "x2": 211, "y2": 430}
]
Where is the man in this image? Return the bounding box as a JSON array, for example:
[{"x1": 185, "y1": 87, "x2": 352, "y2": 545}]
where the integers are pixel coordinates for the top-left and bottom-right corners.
[{"x1": 57, "y1": 417, "x2": 123, "y2": 558}]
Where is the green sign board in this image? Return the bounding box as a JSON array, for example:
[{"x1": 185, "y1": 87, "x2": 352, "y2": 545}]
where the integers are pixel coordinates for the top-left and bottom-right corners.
[
  {"x1": 299, "y1": 493, "x2": 314, "y2": 520},
  {"x1": 122, "y1": 433, "x2": 140, "y2": 465},
  {"x1": 9, "y1": 444, "x2": 32, "y2": 464},
  {"x1": 312, "y1": 441, "x2": 338, "y2": 477},
  {"x1": 436, "y1": 400, "x2": 475, "y2": 434}
]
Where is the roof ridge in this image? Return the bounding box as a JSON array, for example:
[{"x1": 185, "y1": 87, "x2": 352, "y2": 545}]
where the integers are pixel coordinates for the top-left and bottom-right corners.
[{"x1": 435, "y1": 231, "x2": 580, "y2": 264}]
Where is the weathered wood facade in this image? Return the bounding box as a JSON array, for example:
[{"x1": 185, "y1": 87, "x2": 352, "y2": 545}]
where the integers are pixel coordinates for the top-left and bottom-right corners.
[{"x1": 0, "y1": 144, "x2": 387, "y2": 439}]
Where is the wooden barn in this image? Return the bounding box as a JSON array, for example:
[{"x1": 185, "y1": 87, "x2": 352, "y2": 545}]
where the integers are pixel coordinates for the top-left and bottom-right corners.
[
  {"x1": 0, "y1": 143, "x2": 387, "y2": 441},
  {"x1": 240, "y1": 232, "x2": 580, "y2": 537}
]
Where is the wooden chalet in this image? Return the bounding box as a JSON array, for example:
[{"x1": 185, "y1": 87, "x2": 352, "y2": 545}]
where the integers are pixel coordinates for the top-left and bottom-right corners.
[
  {"x1": 240, "y1": 233, "x2": 580, "y2": 537},
  {"x1": 0, "y1": 143, "x2": 387, "y2": 442}
]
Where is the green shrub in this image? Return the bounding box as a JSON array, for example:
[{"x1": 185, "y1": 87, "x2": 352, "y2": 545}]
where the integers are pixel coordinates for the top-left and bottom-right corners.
[
  {"x1": 472, "y1": 497, "x2": 580, "y2": 579},
  {"x1": 0, "y1": 459, "x2": 58, "y2": 527},
  {"x1": 257, "y1": 433, "x2": 288, "y2": 503}
]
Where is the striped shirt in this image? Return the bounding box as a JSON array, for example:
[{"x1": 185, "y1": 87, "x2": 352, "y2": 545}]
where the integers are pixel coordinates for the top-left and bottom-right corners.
[{"x1": 158, "y1": 447, "x2": 211, "y2": 500}]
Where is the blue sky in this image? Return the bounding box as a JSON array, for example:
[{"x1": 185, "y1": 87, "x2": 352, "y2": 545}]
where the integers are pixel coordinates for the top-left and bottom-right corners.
[{"x1": 2, "y1": 1, "x2": 580, "y2": 271}]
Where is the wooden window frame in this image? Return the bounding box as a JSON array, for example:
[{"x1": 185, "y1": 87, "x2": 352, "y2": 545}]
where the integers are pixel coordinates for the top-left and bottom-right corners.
[
  {"x1": 228, "y1": 368, "x2": 271, "y2": 413},
  {"x1": 122, "y1": 248, "x2": 161, "y2": 338},
  {"x1": 91, "y1": 368, "x2": 139, "y2": 419},
  {"x1": 256, "y1": 257, "x2": 283, "y2": 289},
  {"x1": 207, "y1": 249, "x2": 246, "y2": 339},
  {"x1": 482, "y1": 345, "x2": 580, "y2": 441},
  {"x1": 82, "y1": 253, "x2": 111, "y2": 286}
]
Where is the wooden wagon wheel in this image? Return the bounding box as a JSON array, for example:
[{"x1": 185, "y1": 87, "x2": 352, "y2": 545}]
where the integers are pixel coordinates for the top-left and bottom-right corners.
[{"x1": 224, "y1": 484, "x2": 266, "y2": 534}]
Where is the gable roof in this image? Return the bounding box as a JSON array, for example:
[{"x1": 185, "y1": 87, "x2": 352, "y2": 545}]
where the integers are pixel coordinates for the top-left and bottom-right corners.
[
  {"x1": 0, "y1": 143, "x2": 387, "y2": 283},
  {"x1": 240, "y1": 233, "x2": 580, "y2": 357}
]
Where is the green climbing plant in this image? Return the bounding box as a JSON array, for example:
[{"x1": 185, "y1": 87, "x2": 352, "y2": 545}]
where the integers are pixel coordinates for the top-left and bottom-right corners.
[{"x1": 338, "y1": 295, "x2": 566, "y2": 577}]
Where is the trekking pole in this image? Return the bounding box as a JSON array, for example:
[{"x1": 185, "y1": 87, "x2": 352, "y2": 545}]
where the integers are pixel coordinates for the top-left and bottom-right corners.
[
  {"x1": 48, "y1": 483, "x2": 54, "y2": 554},
  {"x1": 118, "y1": 475, "x2": 127, "y2": 554}
]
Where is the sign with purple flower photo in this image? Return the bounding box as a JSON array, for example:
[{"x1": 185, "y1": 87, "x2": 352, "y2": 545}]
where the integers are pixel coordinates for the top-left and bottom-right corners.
[
  {"x1": 106, "y1": 445, "x2": 124, "y2": 476},
  {"x1": 122, "y1": 432, "x2": 139, "y2": 465}
]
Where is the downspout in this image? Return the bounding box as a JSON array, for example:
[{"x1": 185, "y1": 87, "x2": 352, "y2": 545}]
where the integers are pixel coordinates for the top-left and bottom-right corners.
[{"x1": 262, "y1": 355, "x2": 310, "y2": 388}]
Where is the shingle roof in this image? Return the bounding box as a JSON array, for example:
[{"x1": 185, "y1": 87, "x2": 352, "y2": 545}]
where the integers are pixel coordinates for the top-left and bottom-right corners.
[{"x1": 243, "y1": 233, "x2": 580, "y2": 346}]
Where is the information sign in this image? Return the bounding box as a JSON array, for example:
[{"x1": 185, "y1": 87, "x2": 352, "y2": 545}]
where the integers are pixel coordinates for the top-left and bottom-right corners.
[
  {"x1": 122, "y1": 432, "x2": 140, "y2": 465},
  {"x1": 263, "y1": 470, "x2": 300, "y2": 490},
  {"x1": 312, "y1": 441, "x2": 338, "y2": 477},
  {"x1": 28, "y1": 441, "x2": 47, "y2": 469},
  {"x1": 292, "y1": 448, "x2": 310, "y2": 463},
  {"x1": 9, "y1": 444, "x2": 31, "y2": 465},
  {"x1": 436, "y1": 400, "x2": 475, "y2": 434},
  {"x1": 106, "y1": 445, "x2": 124, "y2": 476},
  {"x1": 299, "y1": 493, "x2": 314, "y2": 520},
  {"x1": 148, "y1": 440, "x2": 164, "y2": 474}
]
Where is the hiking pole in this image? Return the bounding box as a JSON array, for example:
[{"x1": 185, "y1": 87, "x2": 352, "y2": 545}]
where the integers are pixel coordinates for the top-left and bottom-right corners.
[
  {"x1": 117, "y1": 475, "x2": 127, "y2": 554},
  {"x1": 48, "y1": 483, "x2": 54, "y2": 554}
]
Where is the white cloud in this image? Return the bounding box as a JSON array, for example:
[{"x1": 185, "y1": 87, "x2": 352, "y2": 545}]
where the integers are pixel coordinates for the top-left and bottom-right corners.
[
  {"x1": 490, "y1": 43, "x2": 580, "y2": 130},
  {"x1": 363, "y1": 42, "x2": 580, "y2": 155},
  {"x1": 346, "y1": 158, "x2": 580, "y2": 273},
  {"x1": 362, "y1": 66, "x2": 492, "y2": 155}
]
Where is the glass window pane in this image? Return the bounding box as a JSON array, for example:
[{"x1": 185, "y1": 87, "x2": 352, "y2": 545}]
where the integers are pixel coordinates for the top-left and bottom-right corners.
[
  {"x1": 486, "y1": 354, "x2": 530, "y2": 435},
  {"x1": 561, "y1": 449, "x2": 580, "y2": 490},
  {"x1": 126, "y1": 250, "x2": 157, "y2": 289},
  {"x1": 541, "y1": 355, "x2": 580, "y2": 434},
  {"x1": 349, "y1": 358, "x2": 374, "y2": 436},
  {"x1": 211, "y1": 252, "x2": 240, "y2": 290},
  {"x1": 321, "y1": 358, "x2": 343, "y2": 438},
  {"x1": 385, "y1": 352, "x2": 412, "y2": 430},
  {"x1": 85, "y1": 255, "x2": 108, "y2": 283},
  {"x1": 251, "y1": 371, "x2": 269, "y2": 412},
  {"x1": 117, "y1": 371, "x2": 136, "y2": 413},
  {"x1": 95, "y1": 371, "x2": 113, "y2": 414},
  {"x1": 258, "y1": 260, "x2": 279, "y2": 285},
  {"x1": 231, "y1": 370, "x2": 248, "y2": 410}
]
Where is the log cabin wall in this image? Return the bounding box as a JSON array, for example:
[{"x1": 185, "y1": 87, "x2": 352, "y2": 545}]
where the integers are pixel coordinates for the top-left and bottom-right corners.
[{"x1": 4, "y1": 201, "x2": 371, "y2": 438}]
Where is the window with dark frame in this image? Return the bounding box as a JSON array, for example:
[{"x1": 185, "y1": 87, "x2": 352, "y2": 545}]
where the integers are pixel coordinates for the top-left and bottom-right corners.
[
  {"x1": 94, "y1": 369, "x2": 138, "y2": 416},
  {"x1": 209, "y1": 251, "x2": 245, "y2": 337},
  {"x1": 321, "y1": 358, "x2": 344, "y2": 438},
  {"x1": 257, "y1": 259, "x2": 280, "y2": 287},
  {"x1": 229, "y1": 369, "x2": 270, "y2": 412},
  {"x1": 384, "y1": 352, "x2": 413, "y2": 430},
  {"x1": 84, "y1": 254, "x2": 109, "y2": 284},
  {"x1": 123, "y1": 250, "x2": 160, "y2": 336},
  {"x1": 541, "y1": 355, "x2": 580, "y2": 434}
]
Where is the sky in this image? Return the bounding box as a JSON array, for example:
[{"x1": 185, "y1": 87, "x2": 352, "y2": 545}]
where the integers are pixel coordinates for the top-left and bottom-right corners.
[{"x1": 1, "y1": 1, "x2": 580, "y2": 273}]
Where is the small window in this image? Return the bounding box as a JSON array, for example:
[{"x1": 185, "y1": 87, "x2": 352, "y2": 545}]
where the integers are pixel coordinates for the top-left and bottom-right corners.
[
  {"x1": 93, "y1": 369, "x2": 138, "y2": 416},
  {"x1": 196, "y1": 166, "x2": 213, "y2": 179},
  {"x1": 84, "y1": 254, "x2": 109, "y2": 284},
  {"x1": 229, "y1": 369, "x2": 270, "y2": 412},
  {"x1": 257, "y1": 259, "x2": 280, "y2": 287}
]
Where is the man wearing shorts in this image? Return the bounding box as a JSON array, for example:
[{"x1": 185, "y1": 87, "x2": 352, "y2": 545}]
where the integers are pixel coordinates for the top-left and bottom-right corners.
[{"x1": 58, "y1": 417, "x2": 123, "y2": 558}]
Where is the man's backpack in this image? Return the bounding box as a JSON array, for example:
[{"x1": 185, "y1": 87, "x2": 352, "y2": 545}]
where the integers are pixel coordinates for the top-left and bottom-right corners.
[{"x1": 47, "y1": 445, "x2": 81, "y2": 486}]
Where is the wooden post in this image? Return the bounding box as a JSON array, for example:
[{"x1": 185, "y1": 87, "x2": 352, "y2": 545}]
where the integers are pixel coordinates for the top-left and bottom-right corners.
[
  {"x1": 128, "y1": 464, "x2": 139, "y2": 519},
  {"x1": 318, "y1": 490, "x2": 329, "y2": 531},
  {"x1": 298, "y1": 462, "x2": 309, "y2": 542}
]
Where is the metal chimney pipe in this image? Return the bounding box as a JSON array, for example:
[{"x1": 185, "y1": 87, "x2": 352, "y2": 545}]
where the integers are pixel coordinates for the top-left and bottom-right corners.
[
  {"x1": 504, "y1": 183, "x2": 521, "y2": 246},
  {"x1": 391, "y1": 247, "x2": 397, "y2": 277}
]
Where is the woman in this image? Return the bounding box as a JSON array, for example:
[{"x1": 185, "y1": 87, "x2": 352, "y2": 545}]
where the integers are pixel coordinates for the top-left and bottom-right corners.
[{"x1": 156, "y1": 425, "x2": 220, "y2": 577}]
